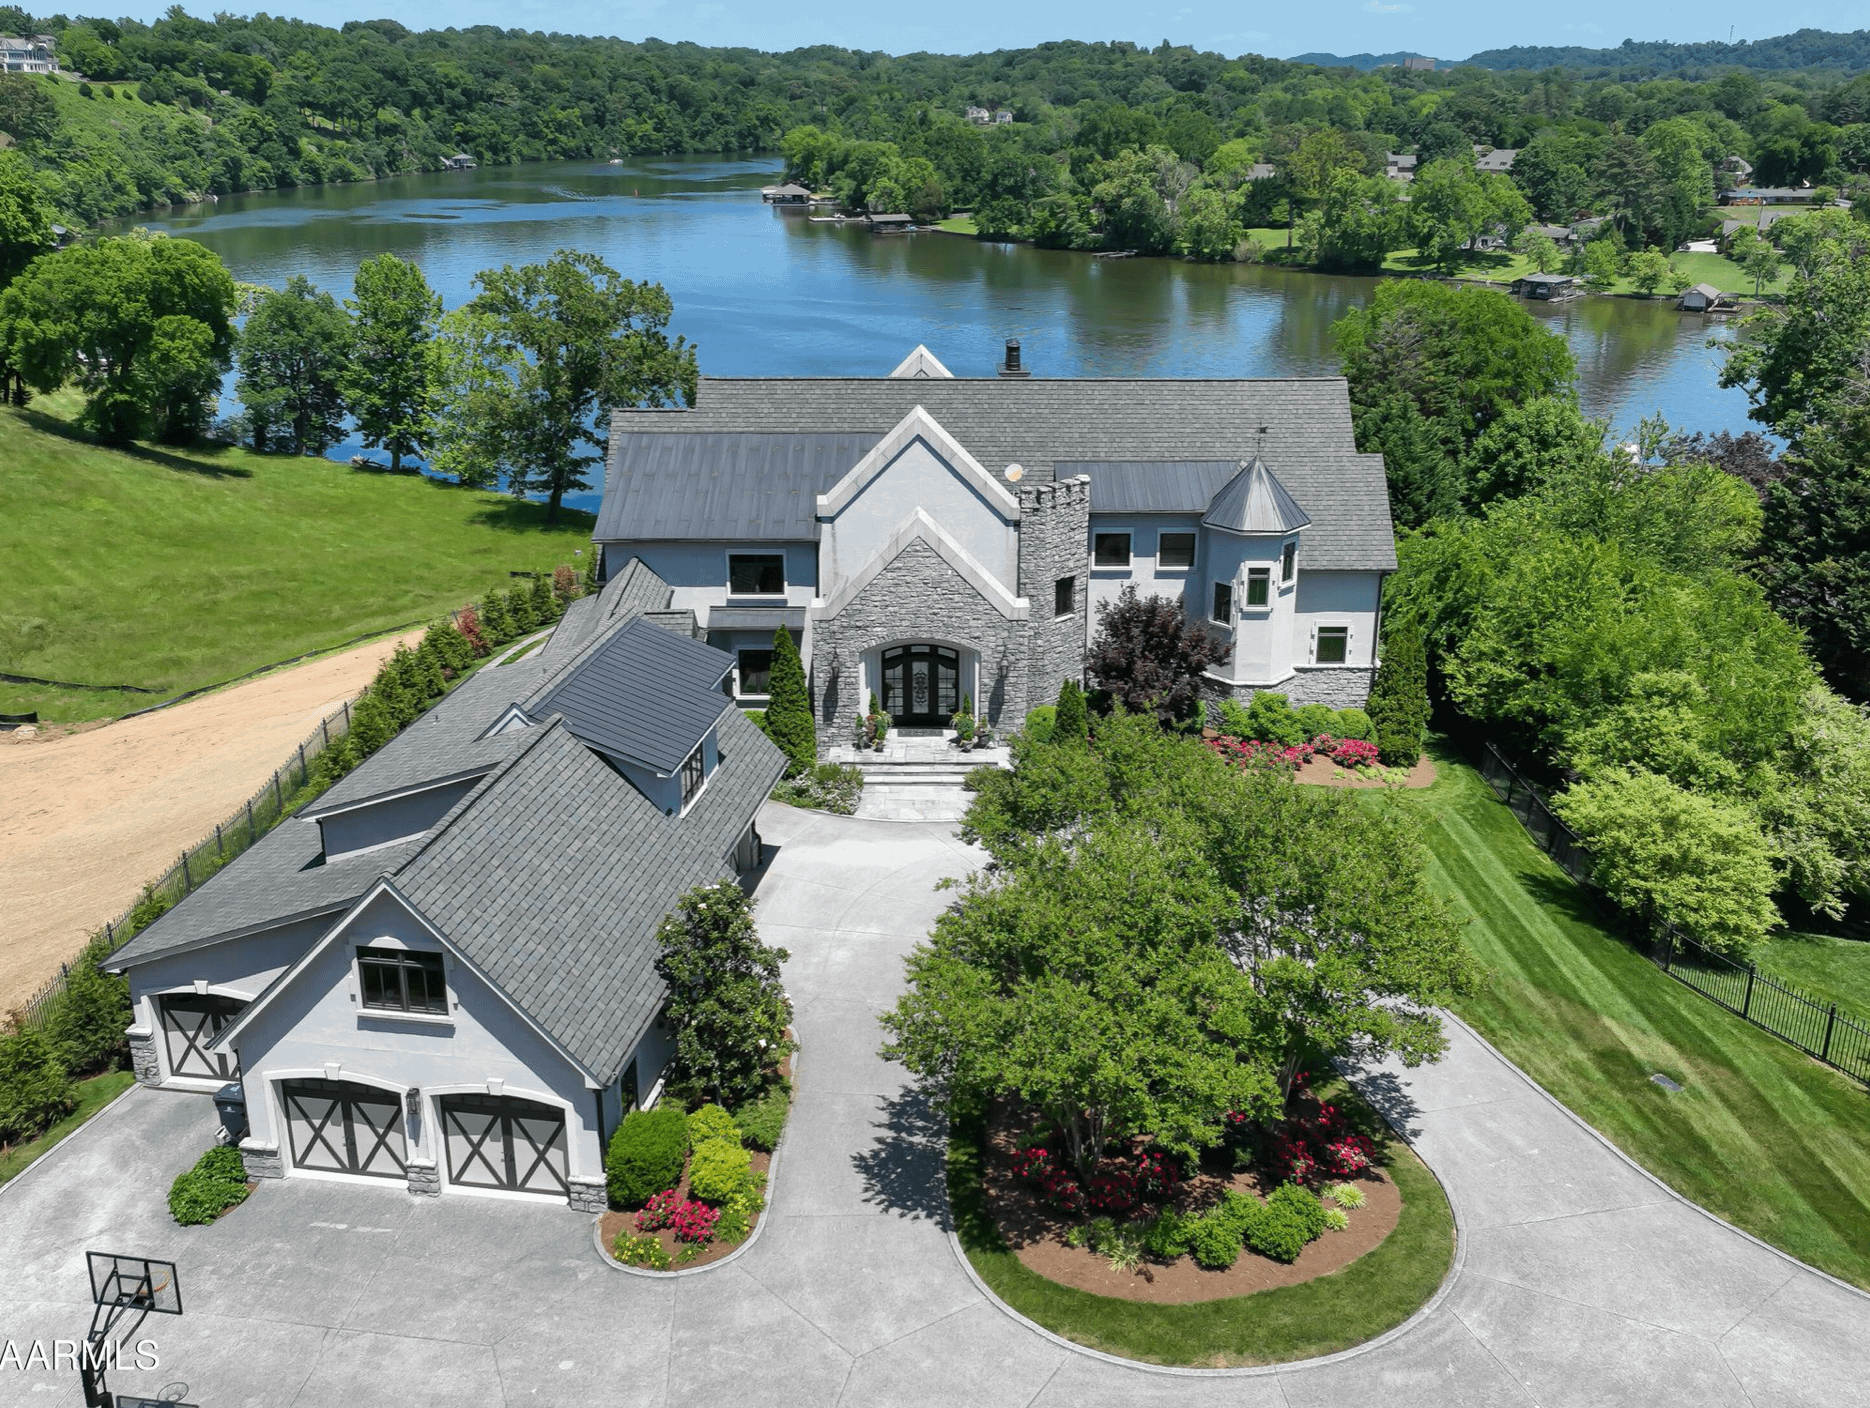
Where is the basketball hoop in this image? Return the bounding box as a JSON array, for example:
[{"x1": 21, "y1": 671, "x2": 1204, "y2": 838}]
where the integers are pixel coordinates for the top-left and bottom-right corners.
[{"x1": 81, "y1": 1253, "x2": 184, "y2": 1408}]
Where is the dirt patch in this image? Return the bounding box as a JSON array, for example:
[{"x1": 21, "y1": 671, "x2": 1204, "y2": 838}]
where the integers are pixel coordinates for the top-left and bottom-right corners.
[
  {"x1": 0, "y1": 629, "x2": 423, "y2": 1011},
  {"x1": 1294, "y1": 754, "x2": 1437, "y2": 790},
  {"x1": 981, "y1": 1111, "x2": 1399, "y2": 1305},
  {"x1": 600, "y1": 1147, "x2": 773, "y2": 1271}
]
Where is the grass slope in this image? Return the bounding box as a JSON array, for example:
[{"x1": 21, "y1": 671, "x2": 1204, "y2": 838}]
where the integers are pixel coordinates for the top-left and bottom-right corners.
[
  {"x1": 0, "y1": 1070, "x2": 136, "y2": 1189},
  {"x1": 1406, "y1": 745, "x2": 1870, "y2": 1288},
  {"x1": 0, "y1": 396, "x2": 593, "y2": 722},
  {"x1": 949, "y1": 1079, "x2": 1455, "y2": 1367},
  {"x1": 1757, "y1": 932, "x2": 1870, "y2": 1016}
]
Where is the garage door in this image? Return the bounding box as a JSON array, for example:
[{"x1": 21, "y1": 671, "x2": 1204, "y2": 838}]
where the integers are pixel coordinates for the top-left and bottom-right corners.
[
  {"x1": 281, "y1": 1079, "x2": 407, "y2": 1181},
  {"x1": 441, "y1": 1094, "x2": 568, "y2": 1196},
  {"x1": 158, "y1": 993, "x2": 245, "y2": 1080}
]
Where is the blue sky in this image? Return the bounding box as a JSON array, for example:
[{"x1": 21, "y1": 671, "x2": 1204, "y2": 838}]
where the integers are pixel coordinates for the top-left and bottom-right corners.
[{"x1": 108, "y1": 2, "x2": 1868, "y2": 61}]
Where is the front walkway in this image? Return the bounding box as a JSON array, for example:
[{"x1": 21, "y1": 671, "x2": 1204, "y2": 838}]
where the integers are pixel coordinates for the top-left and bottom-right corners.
[{"x1": 0, "y1": 806, "x2": 1863, "y2": 1406}]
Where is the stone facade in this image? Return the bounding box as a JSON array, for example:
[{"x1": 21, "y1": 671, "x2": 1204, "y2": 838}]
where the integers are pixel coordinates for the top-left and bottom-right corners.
[
  {"x1": 239, "y1": 1139, "x2": 284, "y2": 1180},
  {"x1": 1284, "y1": 665, "x2": 1377, "y2": 709},
  {"x1": 812, "y1": 538, "x2": 1031, "y2": 752},
  {"x1": 567, "y1": 1176, "x2": 608, "y2": 1214},
  {"x1": 128, "y1": 1028, "x2": 162, "y2": 1086},
  {"x1": 1017, "y1": 476, "x2": 1092, "y2": 712},
  {"x1": 406, "y1": 1158, "x2": 442, "y2": 1197}
]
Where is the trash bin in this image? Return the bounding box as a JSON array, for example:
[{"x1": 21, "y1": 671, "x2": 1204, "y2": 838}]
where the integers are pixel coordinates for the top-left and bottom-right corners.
[{"x1": 214, "y1": 1081, "x2": 248, "y2": 1145}]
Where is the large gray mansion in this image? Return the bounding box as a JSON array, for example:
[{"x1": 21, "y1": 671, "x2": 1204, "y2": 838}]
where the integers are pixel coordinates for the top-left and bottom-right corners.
[{"x1": 594, "y1": 343, "x2": 1397, "y2": 742}]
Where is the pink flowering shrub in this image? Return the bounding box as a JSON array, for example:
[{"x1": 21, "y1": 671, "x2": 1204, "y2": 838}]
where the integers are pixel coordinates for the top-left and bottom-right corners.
[
  {"x1": 1207, "y1": 737, "x2": 1314, "y2": 771},
  {"x1": 636, "y1": 1191, "x2": 720, "y2": 1244},
  {"x1": 1268, "y1": 1101, "x2": 1377, "y2": 1184},
  {"x1": 1010, "y1": 1146, "x2": 1056, "y2": 1184},
  {"x1": 1326, "y1": 738, "x2": 1381, "y2": 769},
  {"x1": 634, "y1": 1189, "x2": 684, "y2": 1232}
]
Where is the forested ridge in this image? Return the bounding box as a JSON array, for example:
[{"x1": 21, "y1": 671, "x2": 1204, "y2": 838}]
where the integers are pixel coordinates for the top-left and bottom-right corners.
[{"x1": 4, "y1": 7, "x2": 1870, "y2": 234}]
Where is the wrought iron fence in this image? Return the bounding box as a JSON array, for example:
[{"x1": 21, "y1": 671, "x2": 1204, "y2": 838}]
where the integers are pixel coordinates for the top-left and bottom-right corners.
[
  {"x1": 1478, "y1": 742, "x2": 1870, "y2": 1088},
  {"x1": 14, "y1": 699, "x2": 356, "y2": 1034}
]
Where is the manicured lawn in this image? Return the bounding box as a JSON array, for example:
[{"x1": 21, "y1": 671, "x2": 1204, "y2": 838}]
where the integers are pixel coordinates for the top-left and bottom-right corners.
[
  {"x1": 0, "y1": 1069, "x2": 136, "y2": 1189},
  {"x1": 1377, "y1": 245, "x2": 1782, "y2": 297},
  {"x1": 0, "y1": 395, "x2": 594, "y2": 722},
  {"x1": 1757, "y1": 931, "x2": 1870, "y2": 1017},
  {"x1": 934, "y1": 215, "x2": 978, "y2": 235},
  {"x1": 948, "y1": 1078, "x2": 1455, "y2": 1367},
  {"x1": 1403, "y1": 744, "x2": 1870, "y2": 1289}
]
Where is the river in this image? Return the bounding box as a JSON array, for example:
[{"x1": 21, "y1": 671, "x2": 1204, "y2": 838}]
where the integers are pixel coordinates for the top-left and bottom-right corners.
[{"x1": 122, "y1": 156, "x2": 1761, "y2": 512}]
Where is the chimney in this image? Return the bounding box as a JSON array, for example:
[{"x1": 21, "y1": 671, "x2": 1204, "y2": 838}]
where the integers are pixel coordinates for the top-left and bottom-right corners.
[{"x1": 997, "y1": 338, "x2": 1030, "y2": 378}]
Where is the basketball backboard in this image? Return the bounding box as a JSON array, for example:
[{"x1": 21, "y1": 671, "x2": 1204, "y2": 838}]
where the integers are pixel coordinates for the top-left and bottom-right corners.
[{"x1": 86, "y1": 1253, "x2": 182, "y2": 1317}]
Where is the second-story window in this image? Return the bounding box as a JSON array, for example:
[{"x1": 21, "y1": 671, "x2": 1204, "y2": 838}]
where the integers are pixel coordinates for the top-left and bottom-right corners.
[
  {"x1": 1158, "y1": 533, "x2": 1196, "y2": 569},
  {"x1": 728, "y1": 554, "x2": 785, "y2": 595},
  {"x1": 1093, "y1": 532, "x2": 1132, "y2": 568},
  {"x1": 1245, "y1": 567, "x2": 1271, "y2": 607},
  {"x1": 358, "y1": 948, "x2": 447, "y2": 1015},
  {"x1": 1054, "y1": 576, "x2": 1075, "y2": 617},
  {"x1": 1282, "y1": 541, "x2": 1296, "y2": 582},
  {"x1": 681, "y1": 744, "x2": 706, "y2": 805}
]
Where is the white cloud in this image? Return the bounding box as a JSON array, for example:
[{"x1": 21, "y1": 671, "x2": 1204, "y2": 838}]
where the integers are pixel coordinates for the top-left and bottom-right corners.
[{"x1": 1363, "y1": 0, "x2": 1414, "y2": 11}]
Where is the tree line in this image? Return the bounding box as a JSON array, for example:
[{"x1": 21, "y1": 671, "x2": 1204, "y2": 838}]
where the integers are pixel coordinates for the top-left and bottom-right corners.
[{"x1": 0, "y1": 192, "x2": 695, "y2": 522}]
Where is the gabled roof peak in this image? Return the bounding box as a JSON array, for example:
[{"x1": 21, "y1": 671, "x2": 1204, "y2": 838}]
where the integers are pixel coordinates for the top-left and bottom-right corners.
[
  {"x1": 888, "y1": 344, "x2": 955, "y2": 380},
  {"x1": 1201, "y1": 456, "x2": 1312, "y2": 536}
]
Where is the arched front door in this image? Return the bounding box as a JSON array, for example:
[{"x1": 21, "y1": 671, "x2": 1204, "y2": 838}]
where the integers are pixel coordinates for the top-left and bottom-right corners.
[{"x1": 880, "y1": 644, "x2": 959, "y2": 729}]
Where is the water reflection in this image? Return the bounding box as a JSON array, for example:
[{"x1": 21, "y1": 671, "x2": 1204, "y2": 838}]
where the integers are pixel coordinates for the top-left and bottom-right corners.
[{"x1": 116, "y1": 155, "x2": 1764, "y2": 497}]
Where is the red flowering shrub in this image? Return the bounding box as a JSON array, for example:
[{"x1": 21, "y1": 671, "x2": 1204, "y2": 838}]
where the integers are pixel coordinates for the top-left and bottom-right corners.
[
  {"x1": 1087, "y1": 1168, "x2": 1140, "y2": 1213},
  {"x1": 634, "y1": 1189, "x2": 684, "y2": 1232},
  {"x1": 1135, "y1": 1149, "x2": 1182, "y2": 1200},
  {"x1": 669, "y1": 1199, "x2": 720, "y2": 1244},
  {"x1": 1206, "y1": 737, "x2": 1315, "y2": 772},
  {"x1": 1269, "y1": 1101, "x2": 1377, "y2": 1185},
  {"x1": 1010, "y1": 1146, "x2": 1056, "y2": 1184},
  {"x1": 1039, "y1": 1168, "x2": 1087, "y2": 1214},
  {"x1": 1327, "y1": 738, "x2": 1381, "y2": 769}
]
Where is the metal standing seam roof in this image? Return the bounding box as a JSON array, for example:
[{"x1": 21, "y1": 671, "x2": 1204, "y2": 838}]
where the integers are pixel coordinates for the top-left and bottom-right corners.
[
  {"x1": 601, "y1": 376, "x2": 1394, "y2": 570},
  {"x1": 526, "y1": 615, "x2": 734, "y2": 774},
  {"x1": 595, "y1": 432, "x2": 883, "y2": 542},
  {"x1": 1201, "y1": 458, "x2": 1314, "y2": 536}
]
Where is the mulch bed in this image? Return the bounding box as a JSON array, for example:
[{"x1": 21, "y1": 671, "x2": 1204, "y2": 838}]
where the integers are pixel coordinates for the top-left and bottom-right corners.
[
  {"x1": 980, "y1": 1105, "x2": 1401, "y2": 1304},
  {"x1": 1294, "y1": 754, "x2": 1437, "y2": 790},
  {"x1": 599, "y1": 1148, "x2": 772, "y2": 1271}
]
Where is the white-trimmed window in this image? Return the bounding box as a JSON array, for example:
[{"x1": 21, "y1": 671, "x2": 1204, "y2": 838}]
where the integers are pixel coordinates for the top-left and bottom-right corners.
[
  {"x1": 357, "y1": 947, "x2": 447, "y2": 1015},
  {"x1": 728, "y1": 553, "x2": 785, "y2": 596},
  {"x1": 1211, "y1": 581, "x2": 1233, "y2": 624},
  {"x1": 1158, "y1": 532, "x2": 1196, "y2": 569},
  {"x1": 680, "y1": 744, "x2": 706, "y2": 806},
  {"x1": 736, "y1": 648, "x2": 773, "y2": 698},
  {"x1": 1093, "y1": 532, "x2": 1132, "y2": 568},
  {"x1": 1282, "y1": 541, "x2": 1296, "y2": 582},
  {"x1": 1245, "y1": 567, "x2": 1271, "y2": 607},
  {"x1": 1315, "y1": 626, "x2": 1349, "y2": 664}
]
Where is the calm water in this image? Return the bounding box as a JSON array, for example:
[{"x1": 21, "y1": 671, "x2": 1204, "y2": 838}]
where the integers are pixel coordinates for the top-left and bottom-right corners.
[{"x1": 121, "y1": 156, "x2": 1759, "y2": 512}]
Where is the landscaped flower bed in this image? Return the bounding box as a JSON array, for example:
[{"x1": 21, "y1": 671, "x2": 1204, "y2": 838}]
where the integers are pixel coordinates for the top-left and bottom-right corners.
[{"x1": 977, "y1": 1082, "x2": 1402, "y2": 1304}]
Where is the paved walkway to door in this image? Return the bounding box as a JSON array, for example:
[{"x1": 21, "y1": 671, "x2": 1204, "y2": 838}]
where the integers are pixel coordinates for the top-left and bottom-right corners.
[{"x1": 0, "y1": 805, "x2": 1865, "y2": 1406}]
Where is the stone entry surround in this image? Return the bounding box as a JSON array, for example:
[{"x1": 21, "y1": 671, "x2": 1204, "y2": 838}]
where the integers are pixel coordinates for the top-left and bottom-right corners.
[{"x1": 1, "y1": 803, "x2": 1864, "y2": 1407}]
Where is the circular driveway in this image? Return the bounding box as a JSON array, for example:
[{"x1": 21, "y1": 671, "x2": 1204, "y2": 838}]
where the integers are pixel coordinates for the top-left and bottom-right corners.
[{"x1": 1, "y1": 805, "x2": 1865, "y2": 1407}]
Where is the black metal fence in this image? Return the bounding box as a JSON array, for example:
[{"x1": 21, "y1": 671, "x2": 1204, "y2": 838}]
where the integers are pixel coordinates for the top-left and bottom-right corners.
[
  {"x1": 15, "y1": 699, "x2": 355, "y2": 1034},
  {"x1": 1478, "y1": 742, "x2": 1870, "y2": 1087}
]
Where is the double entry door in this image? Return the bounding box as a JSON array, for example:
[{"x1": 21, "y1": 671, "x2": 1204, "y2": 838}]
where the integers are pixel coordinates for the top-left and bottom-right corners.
[{"x1": 880, "y1": 644, "x2": 960, "y2": 729}]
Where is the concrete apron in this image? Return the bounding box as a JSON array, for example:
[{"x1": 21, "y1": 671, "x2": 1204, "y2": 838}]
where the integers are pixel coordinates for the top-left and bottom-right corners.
[{"x1": 1, "y1": 804, "x2": 1865, "y2": 1407}]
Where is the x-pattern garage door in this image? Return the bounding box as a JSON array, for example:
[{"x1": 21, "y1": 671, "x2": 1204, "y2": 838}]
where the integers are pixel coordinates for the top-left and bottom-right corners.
[
  {"x1": 282, "y1": 1079, "x2": 407, "y2": 1181},
  {"x1": 441, "y1": 1094, "x2": 568, "y2": 1196},
  {"x1": 158, "y1": 994, "x2": 246, "y2": 1080}
]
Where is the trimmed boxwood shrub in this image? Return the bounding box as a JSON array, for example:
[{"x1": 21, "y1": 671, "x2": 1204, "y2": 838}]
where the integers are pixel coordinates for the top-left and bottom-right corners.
[
  {"x1": 1189, "y1": 1210, "x2": 1242, "y2": 1269},
  {"x1": 168, "y1": 1144, "x2": 251, "y2": 1225},
  {"x1": 686, "y1": 1103, "x2": 740, "y2": 1148},
  {"x1": 1267, "y1": 1181, "x2": 1328, "y2": 1242},
  {"x1": 606, "y1": 1107, "x2": 689, "y2": 1207},
  {"x1": 1023, "y1": 705, "x2": 1056, "y2": 744},
  {"x1": 1332, "y1": 707, "x2": 1374, "y2": 742},
  {"x1": 687, "y1": 1137, "x2": 753, "y2": 1203},
  {"x1": 1295, "y1": 702, "x2": 1335, "y2": 739},
  {"x1": 1242, "y1": 1195, "x2": 1312, "y2": 1264}
]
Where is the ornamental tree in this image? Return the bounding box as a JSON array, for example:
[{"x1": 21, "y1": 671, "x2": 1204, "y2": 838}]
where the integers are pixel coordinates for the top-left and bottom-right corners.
[
  {"x1": 763, "y1": 627, "x2": 814, "y2": 776},
  {"x1": 655, "y1": 880, "x2": 793, "y2": 1107},
  {"x1": 1085, "y1": 585, "x2": 1229, "y2": 725},
  {"x1": 882, "y1": 820, "x2": 1282, "y2": 1177},
  {"x1": 1366, "y1": 615, "x2": 1430, "y2": 768}
]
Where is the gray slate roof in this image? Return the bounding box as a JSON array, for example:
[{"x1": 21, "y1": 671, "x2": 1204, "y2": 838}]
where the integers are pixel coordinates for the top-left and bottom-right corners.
[
  {"x1": 539, "y1": 558, "x2": 674, "y2": 664},
  {"x1": 605, "y1": 376, "x2": 1394, "y2": 570},
  {"x1": 527, "y1": 615, "x2": 733, "y2": 773},
  {"x1": 1201, "y1": 458, "x2": 1314, "y2": 536},
  {"x1": 596, "y1": 432, "x2": 883, "y2": 542},
  {"x1": 111, "y1": 598, "x2": 787, "y2": 1084}
]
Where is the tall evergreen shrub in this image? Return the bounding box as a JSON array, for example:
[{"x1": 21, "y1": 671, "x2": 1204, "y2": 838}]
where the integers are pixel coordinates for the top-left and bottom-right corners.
[
  {"x1": 1054, "y1": 679, "x2": 1088, "y2": 745},
  {"x1": 1368, "y1": 617, "x2": 1430, "y2": 767},
  {"x1": 0, "y1": 1023, "x2": 76, "y2": 1146},
  {"x1": 47, "y1": 935, "x2": 132, "y2": 1075},
  {"x1": 764, "y1": 628, "x2": 814, "y2": 776}
]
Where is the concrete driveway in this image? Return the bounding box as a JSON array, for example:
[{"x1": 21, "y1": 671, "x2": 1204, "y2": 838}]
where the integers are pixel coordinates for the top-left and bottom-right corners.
[{"x1": 1, "y1": 804, "x2": 1865, "y2": 1407}]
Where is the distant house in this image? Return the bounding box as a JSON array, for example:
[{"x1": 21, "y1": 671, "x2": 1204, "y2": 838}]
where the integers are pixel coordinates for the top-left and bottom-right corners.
[
  {"x1": 1385, "y1": 153, "x2": 1417, "y2": 182},
  {"x1": 1570, "y1": 215, "x2": 1609, "y2": 242},
  {"x1": 1720, "y1": 210, "x2": 1798, "y2": 243},
  {"x1": 964, "y1": 105, "x2": 992, "y2": 124},
  {"x1": 1720, "y1": 185, "x2": 1807, "y2": 204},
  {"x1": 1245, "y1": 163, "x2": 1279, "y2": 182},
  {"x1": 1512, "y1": 272, "x2": 1581, "y2": 300},
  {"x1": 1720, "y1": 155, "x2": 1754, "y2": 182},
  {"x1": 1473, "y1": 146, "x2": 1518, "y2": 174},
  {"x1": 1528, "y1": 222, "x2": 1573, "y2": 246},
  {"x1": 0, "y1": 34, "x2": 57, "y2": 74},
  {"x1": 443, "y1": 153, "x2": 477, "y2": 170},
  {"x1": 1679, "y1": 283, "x2": 1733, "y2": 312},
  {"x1": 866, "y1": 213, "x2": 915, "y2": 232},
  {"x1": 992, "y1": 109, "x2": 1014, "y2": 124},
  {"x1": 763, "y1": 183, "x2": 812, "y2": 204},
  {"x1": 1404, "y1": 56, "x2": 1436, "y2": 71}
]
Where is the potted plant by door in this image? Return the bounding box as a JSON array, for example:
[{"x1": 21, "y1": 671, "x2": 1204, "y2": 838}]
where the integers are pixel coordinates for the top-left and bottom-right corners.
[
  {"x1": 951, "y1": 695, "x2": 977, "y2": 751},
  {"x1": 864, "y1": 692, "x2": 891, "y2": 751}
]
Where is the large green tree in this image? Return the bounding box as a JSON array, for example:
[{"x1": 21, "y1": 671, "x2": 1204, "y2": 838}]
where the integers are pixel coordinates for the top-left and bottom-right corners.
[
  {"x1": 0, "y1": 231, "x2": 235, "y2": 444},
  {"x1": 0, "y1": 149, "x2": 57, "y2": 404},
  {"x1": 432, "y1": 250, "x2": 697, "y2": 522},
  {"x1": 343, "y1": 253, "x2": 440, "y2": 472},
  {"x1": 236, "y1": 274, "x2": 352, "y2": 455},
  {"x1": 654, "y1": 879, "x2": 793, "y2": 1107}
]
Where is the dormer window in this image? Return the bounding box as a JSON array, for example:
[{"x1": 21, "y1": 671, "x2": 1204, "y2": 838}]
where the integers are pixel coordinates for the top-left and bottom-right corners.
[
  {"x1": 680, "y1": 744, "x2": 705, "y2": 806},
  {"x1": 1282, "y1": 542, "x2": 1296, "y2": 582}
]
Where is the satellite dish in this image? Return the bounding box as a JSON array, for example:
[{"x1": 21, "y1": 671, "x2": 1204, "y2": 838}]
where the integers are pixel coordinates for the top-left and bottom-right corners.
[{"x1": 1004, "y1": 463, "x2": 1024, "y2": 482}]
